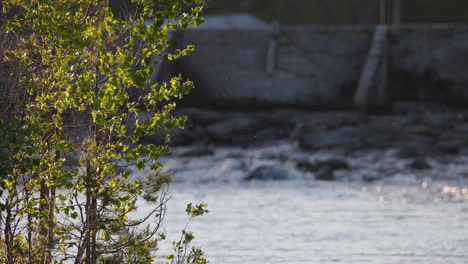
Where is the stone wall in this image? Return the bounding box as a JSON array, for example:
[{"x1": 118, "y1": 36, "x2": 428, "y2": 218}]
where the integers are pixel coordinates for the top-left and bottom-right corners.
[{"x1": 156, "y1": 25, "x2": 468, "y2": 109}]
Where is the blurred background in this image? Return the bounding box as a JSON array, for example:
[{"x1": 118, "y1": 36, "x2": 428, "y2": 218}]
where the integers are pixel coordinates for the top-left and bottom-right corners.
[
  {"x1": 115, "y1": 1, "x2": 468, "y2": 263},
  {"x1": 206, "y1": 0, "x2": 468, "y2": 25},
  {"x1": 112, "y1": 0, "x2": 468, "y2": 25}
]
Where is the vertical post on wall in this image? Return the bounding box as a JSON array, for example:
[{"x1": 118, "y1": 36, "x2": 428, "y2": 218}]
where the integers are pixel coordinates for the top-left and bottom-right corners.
[
  {"x1": 379, "y1": 0, "x2": 386, "y2": 24},
  {"x1": 266, "y1": 21, "x2": 280, "y2": 76},
  {"x1": 392, "y1": 0, "x2": 402, "y2": 27},
  {"x1": 354, "y1": 26, "x2": 389, "y2": 111}
]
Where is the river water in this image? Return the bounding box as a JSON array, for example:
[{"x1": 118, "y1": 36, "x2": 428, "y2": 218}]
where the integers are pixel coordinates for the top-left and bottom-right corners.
[
  {"x1": 131, "y1": 141, "x2": 468, "y2": 264},
  {"x1": 156, "y1": 180, "x2": 468, "y2": 264}
]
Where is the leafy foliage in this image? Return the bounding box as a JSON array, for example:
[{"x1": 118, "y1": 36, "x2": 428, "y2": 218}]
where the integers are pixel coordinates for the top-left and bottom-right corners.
[{"x1": 0, "y1": 0, "x2": 208, "y2": 263}]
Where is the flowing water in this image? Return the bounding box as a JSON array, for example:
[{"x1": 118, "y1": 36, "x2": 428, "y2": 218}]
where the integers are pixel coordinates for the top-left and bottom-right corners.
[
  {"x1": 155, "y1": 180, "x2": 468, "y2": 264},
  {"x1": 130, "y1": 143, "x2": 468, "y2": 264}
]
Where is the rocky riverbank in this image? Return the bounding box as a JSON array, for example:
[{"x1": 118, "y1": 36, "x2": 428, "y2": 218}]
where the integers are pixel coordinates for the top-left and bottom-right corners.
[
  {"x1": 140, "y1": 105, "x2": 468, "y2": 264},
  {"x1": 148, "y1": 105, "x2": 468, "y2": 183}
]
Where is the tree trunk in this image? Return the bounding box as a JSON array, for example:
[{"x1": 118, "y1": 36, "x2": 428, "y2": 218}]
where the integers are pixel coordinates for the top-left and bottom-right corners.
[
  {"x1": 84, "y1": 194, "x2": 98, "y2": 264},
  {"x1": 4, "y1": 207, "x2": 14, "y2": 264},
  {"x1": 90, "y1": 197, "x2": 97, "y2": 264},
  {"x1": 393, "y1": 0, "x2": 402, "y2": 27},
  {"x1": 38, "y1": 180, "x2": 50, "y2": 263},
  {"x1": 85, "y1": 187, "x2": 91, "y2": 264},
  {"x1": 44, "y1": 183, "x2": 56, "y2": 264},
  {"x1": 83, "y1": 165, "x2": 98, "y2": 264},
  {"x1": 379, "y1": 0, "x2": 386, "y2": 24}
]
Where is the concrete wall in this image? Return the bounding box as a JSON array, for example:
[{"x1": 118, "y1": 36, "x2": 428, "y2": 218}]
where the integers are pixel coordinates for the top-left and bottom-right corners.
[
  {"x1": 3, "y1": 25, "x2": 468, "y2": 110},
  {"x1": 389, "y1": 26, "x2": 468, "y2": 105},
  {"x1": 165, "y1": 26, "x2": 373, "y2": 109},
  {"x1": 206, "y1": 0, "x2": 468, "y2": 25},
  {"x1": 158, "y1": 25, "x2": 468, "y2": 109}
]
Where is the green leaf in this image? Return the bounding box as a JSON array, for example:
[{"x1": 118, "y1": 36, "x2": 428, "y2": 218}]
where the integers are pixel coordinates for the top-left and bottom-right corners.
[{"x1": 71, "y1": 212, "x2": 78, "y2": 219}]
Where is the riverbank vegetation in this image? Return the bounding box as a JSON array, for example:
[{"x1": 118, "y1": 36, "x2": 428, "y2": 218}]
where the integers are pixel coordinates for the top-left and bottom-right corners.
[{"x1": 0, "y1": 0, "x2": 207, "y2": 263}]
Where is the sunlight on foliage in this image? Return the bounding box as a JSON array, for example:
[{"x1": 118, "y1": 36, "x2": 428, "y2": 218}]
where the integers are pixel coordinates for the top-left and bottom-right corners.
[{"x1": 0, "y1": 0, "x2": 207, "y2": 263}]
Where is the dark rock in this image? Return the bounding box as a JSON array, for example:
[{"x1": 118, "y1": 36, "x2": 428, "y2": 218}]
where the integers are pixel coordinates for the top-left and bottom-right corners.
[
  {"x1": 420, "y1": 112, "x2": 452, "y2": 128},
  {"x1": 264, "y1": 109, "x2": 310, "y2": 125},
  {"x1": 297, "y1": 158, "x2": 349, "y2": 181},
  {"x1": 176, "y1": 146, "x2": 214, "y2": 157},
  {"x1": 358, "y1": 126, "x2": 394, "y2": 148},
  {"x1": 299, "y1": 124, "x2": 412, "y2": 150},
  {"x1": 395, "y1": 144, "x2": 427, "y2": 159},
  {"x1": 297, "y1": 159, "x2": 349, "y2": 172},
  {"x1": 408, "y1": 158, "x2": 431, "y2": 170},
  {"x1": 299, "y1": 127, "x2": 360, "y2": 150},
  {"x1": 393, "y1": 102, "x2": 449, "y2": 117},
  {"x1": 438, "y1": 129, "x2": 468, "y2": 141},
  {"x1": 244, "y1": 165, "x2": 291, "y2": 181},
  {"x1": 220, "y1": 159, "x2": 248, "y2": 172},
  {"x1": 205, "y1": 116, "x2": 266, "y2": 144},
  {"x1": 204, "y1": 113, "x2": 295, "y2": 145},
  {"x1": 392, "y1": 102, "x2": 424, "y2": 114},
  {"x1": 455, "y1": 123, "x2": 468, "y2": 133},
  {"x1": 362, "y1": 173, "x2": 383, "y2": 182},
  {"x1": 142, "y1": 127, "x2": 199, "y2": 146},
  {"x1": 360, "y1": 125, "x2": 433, "y2": 149},
  {"x1": 405, "y1": 124, "x2": 440, "y2": 138},
  {"x1": 174, "y1": 108, "x2": 228, "y2": 126},
  {"x1": 289, "y1": 123, "x2": 304, "y2": 140},
  {"x1": 315, "y1": 167, "x2": 335, "y2": 181},
  {"x1": 260, "y1": 152, "x2": 290, "y2": 162},
  {"x1": 436, "y1": 141, "x2": 461, "y2": 154},
  {"x1": 223, "y1": 151, "x2": 244, "y2": 159},
  {"x1": 254, "y1": 127, "x2": 292, "y2": 143}
]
